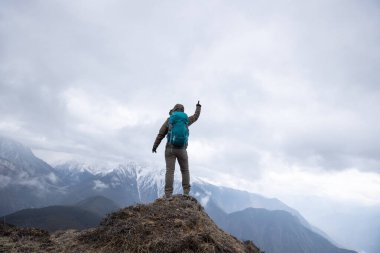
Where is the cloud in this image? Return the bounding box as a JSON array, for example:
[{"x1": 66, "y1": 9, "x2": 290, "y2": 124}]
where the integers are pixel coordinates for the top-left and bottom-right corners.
[
  {"x1": 262, "y1": 168, "x2": 380, "y2": 206},
  {"x1": 209, "y1": 164, "x2": 380, "y2": 207},
  {"x1": 92, "y1": 180, "x2": 109, "y2": 191},
  {"x1": 200, "y1": 194, "x2": 211, "y2": 206},
  {"x1": 0, "y1": 175, "x2": 11, "y2": 188},
  {"x1": 1, "y1": 0, "x2": 380, "y2": 182},
  {"x1": 47, "y1": 172, "x2": 59, "y2": 184}
]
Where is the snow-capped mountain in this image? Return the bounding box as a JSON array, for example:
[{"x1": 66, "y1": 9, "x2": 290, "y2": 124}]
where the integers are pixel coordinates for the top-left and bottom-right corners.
[
  {"x1": 0, "y1": 135, "x2": 307, "y2": 220},
  {"x1": 0, "y1": 136, "x2": 64, "y2": 215},
  {"x1": 0, "y1": 137, "x2": 360, "y2": 253},
  {"x1": 0, "y1": 136, "x2": 61, "y2": 187},
  {"x1": 0, "y1": 137, "x2": 332, "y2": 231},
  {"x1": 0, "y1": 136, "x2": 319, "y2": 223},
  {"x1": 53, "y1": 160, "x2": 183, "y2": 206}
]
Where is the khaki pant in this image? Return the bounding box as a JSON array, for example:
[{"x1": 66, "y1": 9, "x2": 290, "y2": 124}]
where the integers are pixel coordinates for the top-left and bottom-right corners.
[{"x1": 164, "y1": 146, "x2": 190, "y2": 196}]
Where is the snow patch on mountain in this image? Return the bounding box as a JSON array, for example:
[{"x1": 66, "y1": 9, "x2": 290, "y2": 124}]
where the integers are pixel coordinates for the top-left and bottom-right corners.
[
  {"x1": 53, "y1": 160, "x2": 117, "y2": 174},
  {"x1": 0, "y1": 136, "x2": 34, "y2": 161}
]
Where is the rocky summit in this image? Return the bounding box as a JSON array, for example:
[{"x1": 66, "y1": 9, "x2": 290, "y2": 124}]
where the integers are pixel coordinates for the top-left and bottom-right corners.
[{"x1": 0, "y1": 195, "x2": 262, "y2": 253}]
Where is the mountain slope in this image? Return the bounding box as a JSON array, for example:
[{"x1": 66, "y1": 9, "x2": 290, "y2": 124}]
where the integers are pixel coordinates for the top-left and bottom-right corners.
[
  {"x1": 193, "y1": 181, "x2": 293, "y2": 213},
  {"x1": 192, "y1": 180, "x2": 331, "y2": 240},
  {"x1": 74, "y1": 195, "x2": 120, "y2": 216},
  {"x1": 0, "y1": 137, "x2": 63, "y2": 215},
  {"x1": 225, "y1": 208, "x2": 357, "y2": 253},
  {"x1": 53, "y1": 160, "x2": 185, "y2": 208},
  {"x1": 0, "y1": 195, "x2": 262, "y2": 253},
  {"x1": 1, "y1": 205, "x2": 101, "y2": 232},
  {"x1": 1, "y1": 196, "x2": 120, "y2": 233},
  {"x1": 202, "y1": 199, "x2": 357, "y2": 253}
]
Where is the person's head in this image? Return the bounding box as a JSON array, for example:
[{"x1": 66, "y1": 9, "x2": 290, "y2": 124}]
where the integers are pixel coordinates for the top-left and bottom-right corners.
[{"x1": 169, "y1": 104, "x2": 184, "y2": 115}]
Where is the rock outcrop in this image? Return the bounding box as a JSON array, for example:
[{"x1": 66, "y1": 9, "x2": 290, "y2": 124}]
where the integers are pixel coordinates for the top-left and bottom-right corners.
[{"x1": 0, "y1": 195, "x2": 262, "y2": 253}]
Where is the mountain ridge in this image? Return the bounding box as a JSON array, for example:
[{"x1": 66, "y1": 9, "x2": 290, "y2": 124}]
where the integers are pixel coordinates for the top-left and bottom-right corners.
[
  {"x1": 224, "y1": 207, "x2": 357, "y2": 253},
  {"x1": 0, "y1": 136, "x2": 359, "y2": 253},
  {"x1": 1, "y1": 205, "x2": 102, "y2": 232},
  {"x1": 0, "y1": 195, "x2": 262, "y2": 253}
]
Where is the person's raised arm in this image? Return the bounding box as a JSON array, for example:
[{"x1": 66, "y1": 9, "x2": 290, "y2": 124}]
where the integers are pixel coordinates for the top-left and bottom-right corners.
[
  {"x1": 188, "y1": 101, "x2": 201, "y2": 126},
  {"x1": 152, "y1": 118, "x2": 169, "y2": 153}
]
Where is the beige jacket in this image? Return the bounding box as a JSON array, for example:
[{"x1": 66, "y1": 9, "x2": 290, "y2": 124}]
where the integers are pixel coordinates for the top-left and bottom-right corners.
[{"x1": 153, "y1": 104, "x2": 201, "y2": 150}]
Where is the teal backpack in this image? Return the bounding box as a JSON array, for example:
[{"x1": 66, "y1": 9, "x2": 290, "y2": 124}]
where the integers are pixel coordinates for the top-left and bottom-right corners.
[{"x1": 167, "y1": 111, "x2": 189, "y2": 147}]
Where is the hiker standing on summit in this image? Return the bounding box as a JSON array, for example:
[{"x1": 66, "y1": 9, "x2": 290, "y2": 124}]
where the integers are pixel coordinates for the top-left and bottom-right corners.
[{"x1": 153, "y1": 101, "x2": 201, "y2": 198}]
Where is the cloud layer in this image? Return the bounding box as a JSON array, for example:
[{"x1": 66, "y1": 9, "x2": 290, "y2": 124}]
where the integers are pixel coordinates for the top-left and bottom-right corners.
[{"x1": 1, "y1": 0, "x2": 380, "y2": 204}]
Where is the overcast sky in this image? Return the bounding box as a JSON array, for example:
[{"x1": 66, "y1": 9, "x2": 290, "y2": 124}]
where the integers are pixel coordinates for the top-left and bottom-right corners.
[{"x1": 1, "y1": 0, "x2": 380, "y2": 214}]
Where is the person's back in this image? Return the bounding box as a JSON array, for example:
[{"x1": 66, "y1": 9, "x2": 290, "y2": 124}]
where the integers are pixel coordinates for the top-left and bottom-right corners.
[{"x1": 152, "y1": 101, "x2": 201, "y2": 197}]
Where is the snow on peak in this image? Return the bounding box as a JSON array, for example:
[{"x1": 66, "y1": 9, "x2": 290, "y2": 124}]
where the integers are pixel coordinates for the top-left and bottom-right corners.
[
  {"x1": 0, "y1": 136, "x2": 34, "y2": 160},
  {"x1": 54, "y1": 159, "x2": 118, "y2": 174}
]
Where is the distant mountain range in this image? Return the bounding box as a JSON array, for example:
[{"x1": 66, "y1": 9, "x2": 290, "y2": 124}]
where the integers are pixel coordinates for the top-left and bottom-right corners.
[
  {"x1": 0, "y1": 136, "x2": 359, "y2": 253},
  {"x1": 192, "y1": 180, "x2": 330, "y2": 239},
  {"x1": 224, "y1": 208, "x2": 356, "y2": 253},
  {"x1": 1, "y1": 195, "x2": 120, "y2": 232},
  {"x1": 2, "y1": 205, "x2": 101, "y2": 232},
  {"x1": 74, "y1": 195, "x2": 120, "y2": 217}
]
